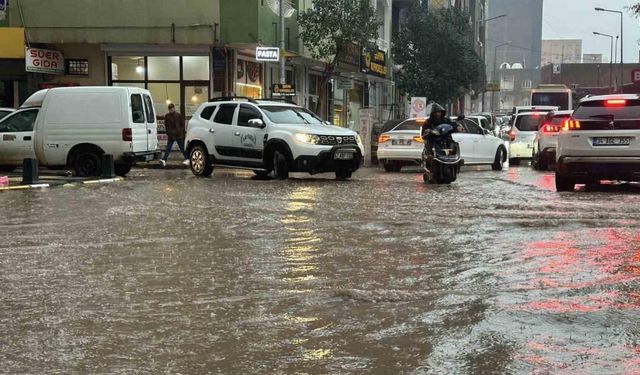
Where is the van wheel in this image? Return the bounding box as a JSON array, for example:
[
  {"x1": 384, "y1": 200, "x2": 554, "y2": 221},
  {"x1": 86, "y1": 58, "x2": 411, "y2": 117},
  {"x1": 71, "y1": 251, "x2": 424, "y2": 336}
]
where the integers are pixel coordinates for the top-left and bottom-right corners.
[
  {"x1": 383, "y1": 161, "x2": 394, "y2": 172},
  {"x1": 114, "y1": 163, "x2": 132, "y2": 177},
  {"x1": 272, "y1": 149, "x2": 289, "y2": 180},
  {"x1": 74, "y1": 151, "x2": 101, "y2": 177},
  {"x1": 492, "y1": 147, "x2": 505, "y2": 171},
  {"x1": 190, "y1": 145, "x2": 213, "y2": 177}
]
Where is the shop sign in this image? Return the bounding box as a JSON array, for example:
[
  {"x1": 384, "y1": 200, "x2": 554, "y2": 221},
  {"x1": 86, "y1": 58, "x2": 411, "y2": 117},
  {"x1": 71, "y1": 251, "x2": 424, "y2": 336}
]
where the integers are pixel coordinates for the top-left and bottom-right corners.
[
  {"x1": 410, "y1": 97, "x2": 427, "y2": 118},
  {"x1": 632, "y1": 69, "x2": 640, "y2": 84},
  {"x1": 361, "y1": 49, "x2": 387, "y2": 78},
  {"x1": 336, "y1": 79, "x2": 354, "y2": 90},
  {"x1": 256, "y1": 47, "x2": 280, "y2": 62},
  {"x1": 486, "y1": 81, "x2": 500, "y2": 92},
  {"x1": 271, "y1": 84, "x2": 296, "y2": 97},
  {"x1": 26, "y1": 47, "x2": 64, "y2": 75},
  {"x1": 337, "y1": 43, "x2": 361, "y2": 72}
]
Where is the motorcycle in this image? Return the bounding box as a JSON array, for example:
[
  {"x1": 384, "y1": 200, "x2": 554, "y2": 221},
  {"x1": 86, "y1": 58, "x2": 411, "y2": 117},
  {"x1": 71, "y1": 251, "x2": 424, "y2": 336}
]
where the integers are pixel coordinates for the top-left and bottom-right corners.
[{"x1": 422, "y1": 123, "x2": 463, "y2": 184}]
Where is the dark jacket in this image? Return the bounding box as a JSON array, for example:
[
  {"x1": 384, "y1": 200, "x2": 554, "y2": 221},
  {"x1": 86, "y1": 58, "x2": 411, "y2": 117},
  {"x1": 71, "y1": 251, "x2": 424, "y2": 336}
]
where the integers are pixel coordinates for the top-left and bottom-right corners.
[
  {"x1": 421, "y1": 103, "x2": 454, "y2": 139},
  {"x1": 164, "y1": 111, "x2": 185, "y2": 140}
]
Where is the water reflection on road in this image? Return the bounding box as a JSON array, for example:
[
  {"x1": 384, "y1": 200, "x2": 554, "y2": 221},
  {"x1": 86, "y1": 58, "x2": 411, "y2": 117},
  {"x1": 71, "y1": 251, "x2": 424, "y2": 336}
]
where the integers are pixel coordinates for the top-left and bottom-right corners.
[{"x1": 0, "y1": 165, "x2": 639, "y2": 374}]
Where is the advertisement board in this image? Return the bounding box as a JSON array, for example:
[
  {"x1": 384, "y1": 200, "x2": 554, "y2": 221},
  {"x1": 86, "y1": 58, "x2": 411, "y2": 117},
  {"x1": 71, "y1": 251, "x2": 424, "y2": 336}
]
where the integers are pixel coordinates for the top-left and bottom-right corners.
[{"x1": 26, "y1": 47, "x2": 64, "y2": 75}]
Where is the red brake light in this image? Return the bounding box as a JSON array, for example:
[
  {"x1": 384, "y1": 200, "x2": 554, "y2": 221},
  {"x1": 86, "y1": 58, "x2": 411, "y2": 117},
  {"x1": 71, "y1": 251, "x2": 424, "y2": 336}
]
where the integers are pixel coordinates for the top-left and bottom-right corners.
[
  {"x1": 605, "y1": 99, "x2": 627, "y2": 106},
  {"x1": 378, "y1": 134, "x2": 391, "y2": 143},
  {"x1": 542, "y1": 123, "x2": 560, "y2": 133},
  {"x1": 122, "y1": 128, "x2": 132, "y2": 141},
  {"x1": 562, "y1": 120, "x2": 581, "y2": 131},
  {"x1": 531, "y1": 112, "x2": 540, "y2": 117}
]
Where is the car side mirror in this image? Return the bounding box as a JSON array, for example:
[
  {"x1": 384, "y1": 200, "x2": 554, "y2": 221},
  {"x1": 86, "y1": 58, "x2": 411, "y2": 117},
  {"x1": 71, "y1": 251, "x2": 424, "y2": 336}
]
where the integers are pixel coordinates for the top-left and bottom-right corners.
[{"x1": 248, "y1": 118, "x2": 266, "y2": 128}]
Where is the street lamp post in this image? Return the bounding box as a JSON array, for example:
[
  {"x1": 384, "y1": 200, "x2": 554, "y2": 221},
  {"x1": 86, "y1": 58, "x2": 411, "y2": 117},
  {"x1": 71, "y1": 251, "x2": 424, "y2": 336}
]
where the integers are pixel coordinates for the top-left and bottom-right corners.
[
  {"x1": 593, "y1": 32, "x2": 614, "y2": 93},
  {"x1": 596, "y1": 7, "x2": 623, "y2": 92},
  {"x1": 492, "y1": 42, "x2": 510, "y2": 113},
  {"x1": 481, "y1": 14, "x2": 507, "y2": 112}
]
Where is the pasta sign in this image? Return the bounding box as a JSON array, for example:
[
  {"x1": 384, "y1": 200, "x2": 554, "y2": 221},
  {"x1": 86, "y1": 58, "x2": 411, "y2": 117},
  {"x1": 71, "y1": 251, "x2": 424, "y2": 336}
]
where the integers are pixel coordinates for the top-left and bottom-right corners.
[{"x1": 26, "y1": 47, "x2": 65, "y2": 75}]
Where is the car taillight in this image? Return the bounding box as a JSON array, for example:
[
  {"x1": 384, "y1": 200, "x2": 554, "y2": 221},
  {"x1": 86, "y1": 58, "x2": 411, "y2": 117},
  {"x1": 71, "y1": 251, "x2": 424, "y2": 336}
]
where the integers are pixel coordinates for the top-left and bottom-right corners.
[
  {"x1": 412, "y1": 135, "x2": 424, "y2": 143},
  {"x1": 542, "y1": 123, "x2": 560, "y2": 133},
  {"x1": 378, "y1": 134, "x2": 391, "y2": 143},
  {"x1": 605, "y1": 99, "x2": 627, "y2": 106},
  {"x1": 562, "y1": 120, "x2": 581, "y2": 131},
  {"x1": 122, "y1": 128, "x2": 132, "y2": 141}
]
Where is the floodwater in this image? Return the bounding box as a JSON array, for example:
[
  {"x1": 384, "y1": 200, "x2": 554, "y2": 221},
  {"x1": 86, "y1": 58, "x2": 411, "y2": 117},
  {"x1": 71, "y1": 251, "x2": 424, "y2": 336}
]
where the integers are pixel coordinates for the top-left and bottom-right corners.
[{"x1": 1, "y1": 165, "x2": 639, "y2": 374}]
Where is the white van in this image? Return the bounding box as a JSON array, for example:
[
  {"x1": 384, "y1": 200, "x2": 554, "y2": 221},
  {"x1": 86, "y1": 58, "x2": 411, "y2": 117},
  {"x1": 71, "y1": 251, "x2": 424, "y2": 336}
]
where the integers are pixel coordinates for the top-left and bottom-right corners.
[{"x1": 0, "y1": 86, "x2": 160, "y2": 176}]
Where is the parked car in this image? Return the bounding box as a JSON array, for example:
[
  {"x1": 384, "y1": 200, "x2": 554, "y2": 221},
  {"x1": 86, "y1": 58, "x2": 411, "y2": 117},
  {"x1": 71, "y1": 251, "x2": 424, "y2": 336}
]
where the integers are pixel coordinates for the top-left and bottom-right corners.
[
  {"x1": 531, "y1": 110, "x2": 572, "y2": 170},
  {"x1": 508, "y1": 111, "x2": 550, "y2": 165},
  {"x1": 0, "y1": 108, "x2": 15, "y2": 120},
  {"x1": 377, "y1": 117, "x2": 507, "y2": 172},
  {"x1": 556, "y1": 94, "x2": 640, "y2": 192},
  {"x1": 0, "y1": 86, "x2": 160, "y2": 176},
  {"x1": 185, "y1": 97, "x2": 363, "y2": 180}
]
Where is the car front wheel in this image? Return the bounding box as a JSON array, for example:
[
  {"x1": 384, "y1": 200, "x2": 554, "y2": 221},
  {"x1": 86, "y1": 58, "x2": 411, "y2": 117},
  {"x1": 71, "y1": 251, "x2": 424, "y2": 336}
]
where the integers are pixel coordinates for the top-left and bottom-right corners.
[
  {"x1": 190, "y1": 145, "x2": 214, "y2": 177},
  {"x1": 272, "y1": 150, "x2": 289, "y2": 180}
]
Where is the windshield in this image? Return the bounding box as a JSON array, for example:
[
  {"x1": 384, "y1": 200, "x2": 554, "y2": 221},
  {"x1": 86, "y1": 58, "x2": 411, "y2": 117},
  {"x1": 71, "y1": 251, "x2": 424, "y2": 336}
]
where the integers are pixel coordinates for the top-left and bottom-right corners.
[
  {"x1": 392, "y1": 120, "x2": 422, "y2": 131},
  {"x1": 260, "y1": 106, "x2": 324, "y2": 125},
  {"x1": 532, "y1": 93, "x2": 569, "y2": 110},
  {"x1": 573, "y1": 100, "x2": 640, "y2": 120},
  {"x1": 515, "y1": 115, "x2": 545, "y2": 132}
]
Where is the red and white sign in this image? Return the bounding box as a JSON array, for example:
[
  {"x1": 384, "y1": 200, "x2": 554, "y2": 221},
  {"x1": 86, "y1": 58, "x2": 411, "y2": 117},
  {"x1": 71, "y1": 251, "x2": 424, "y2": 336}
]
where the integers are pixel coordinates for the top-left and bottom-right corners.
[
  {"x1": 632, "y1": 69, "x2": 640, "y2": 84},
  {"x1": 26, "y1": 47, "x2": 65, "y2": 75}
]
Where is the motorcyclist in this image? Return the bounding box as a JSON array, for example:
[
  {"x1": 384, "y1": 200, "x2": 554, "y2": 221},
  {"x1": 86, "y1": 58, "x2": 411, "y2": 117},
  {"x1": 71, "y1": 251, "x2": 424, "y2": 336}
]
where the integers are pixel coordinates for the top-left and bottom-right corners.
[{"x1": 420, "y1": 103, "x2": 463, "y2": 148}]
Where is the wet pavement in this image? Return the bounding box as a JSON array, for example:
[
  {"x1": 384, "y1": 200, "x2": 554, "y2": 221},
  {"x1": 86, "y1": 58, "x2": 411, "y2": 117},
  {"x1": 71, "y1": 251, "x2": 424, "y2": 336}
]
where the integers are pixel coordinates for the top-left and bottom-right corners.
[{"x1": 1, "y1": 164, "x2": 639, "y2": 374}]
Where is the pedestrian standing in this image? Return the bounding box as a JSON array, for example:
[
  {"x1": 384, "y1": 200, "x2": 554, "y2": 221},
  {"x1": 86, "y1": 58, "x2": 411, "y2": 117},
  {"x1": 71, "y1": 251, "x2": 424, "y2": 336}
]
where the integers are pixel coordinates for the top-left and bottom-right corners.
[{"x1": 160, "y1": 103, "x2": 189, "y2": 167}]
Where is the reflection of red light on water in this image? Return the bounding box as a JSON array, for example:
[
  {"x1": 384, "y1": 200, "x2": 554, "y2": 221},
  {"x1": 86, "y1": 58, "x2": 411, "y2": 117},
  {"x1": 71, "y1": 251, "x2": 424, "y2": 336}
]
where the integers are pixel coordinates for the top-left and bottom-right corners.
[{"x1": 534, "y1": 174, "x2": 556, "y2": 191}]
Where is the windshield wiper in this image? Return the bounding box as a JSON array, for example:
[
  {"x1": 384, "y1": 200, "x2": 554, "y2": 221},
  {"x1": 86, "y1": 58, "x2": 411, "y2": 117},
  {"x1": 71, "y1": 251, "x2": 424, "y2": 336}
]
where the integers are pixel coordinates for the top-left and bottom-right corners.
[{"x1": 293, "y1": 110, "x2": 311, "y2": 124}]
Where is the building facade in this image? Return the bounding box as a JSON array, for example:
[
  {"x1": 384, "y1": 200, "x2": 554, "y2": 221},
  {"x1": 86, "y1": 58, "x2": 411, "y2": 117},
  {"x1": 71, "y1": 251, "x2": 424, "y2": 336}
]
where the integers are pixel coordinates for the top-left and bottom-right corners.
[
  {"x1": 541, "y1": 39, "x2": 583, "y2": 66},
  {"x1": 1, "y1": 0, "x2": 395, "y2": 134}
]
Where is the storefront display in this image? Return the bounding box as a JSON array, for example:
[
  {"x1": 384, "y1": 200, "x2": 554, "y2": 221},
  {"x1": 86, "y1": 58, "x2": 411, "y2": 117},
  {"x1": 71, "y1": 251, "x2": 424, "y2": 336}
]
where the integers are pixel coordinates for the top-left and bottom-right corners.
[{"x1": 235, "y1": 58, "x2": 262, "y2": 99}]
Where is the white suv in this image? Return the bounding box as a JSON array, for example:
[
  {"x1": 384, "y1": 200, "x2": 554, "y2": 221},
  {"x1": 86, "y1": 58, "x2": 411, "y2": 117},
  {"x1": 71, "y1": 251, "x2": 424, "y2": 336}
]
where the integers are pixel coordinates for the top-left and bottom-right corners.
[
  {"x1": 185, "y1": 97, "x2": 364, "y2": 179},
  {"x1": 508, "y1": 111, "x2": 547, "y2": 165},
  {"x1": 532, "y1": 110, "x2": 572, "y2": 170},
  {"x1": 556, "y1": 94, "x2": 640, "y2": 192}
]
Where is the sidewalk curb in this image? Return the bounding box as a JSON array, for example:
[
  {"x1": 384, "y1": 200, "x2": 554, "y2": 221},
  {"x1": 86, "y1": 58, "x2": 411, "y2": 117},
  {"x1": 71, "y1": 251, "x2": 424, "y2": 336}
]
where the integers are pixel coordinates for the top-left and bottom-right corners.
[{"x1": 0, "y1": 177, "x2": 123, "y2": 192}]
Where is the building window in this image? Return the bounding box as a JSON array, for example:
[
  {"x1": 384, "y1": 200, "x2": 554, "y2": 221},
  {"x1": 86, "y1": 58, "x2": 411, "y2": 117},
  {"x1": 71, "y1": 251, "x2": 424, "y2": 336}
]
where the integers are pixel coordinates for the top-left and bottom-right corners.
[
  {"x1": 66, "y1": 59, "x2": 89, "y2": 76},
  {"x1": 522, "y1": 80, "x2": 532, "y2": 89}
]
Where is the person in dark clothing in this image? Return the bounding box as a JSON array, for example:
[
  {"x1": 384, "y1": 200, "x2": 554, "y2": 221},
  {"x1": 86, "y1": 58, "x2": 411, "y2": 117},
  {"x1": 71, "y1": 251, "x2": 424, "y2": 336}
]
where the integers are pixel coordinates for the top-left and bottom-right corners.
[
  {"x1": 421, "y1": 103, "x2": 463, "y2": 173},
  {"x1": 160, "y1": 103, "x2": 189, "y2": 167}
]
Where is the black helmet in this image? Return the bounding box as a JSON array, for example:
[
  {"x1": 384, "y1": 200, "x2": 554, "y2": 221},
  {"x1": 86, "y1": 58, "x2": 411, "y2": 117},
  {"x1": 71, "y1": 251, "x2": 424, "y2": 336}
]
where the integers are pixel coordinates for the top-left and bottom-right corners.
[{"x1": 430, "y1": 103, "x2": 446, "y2": 117}]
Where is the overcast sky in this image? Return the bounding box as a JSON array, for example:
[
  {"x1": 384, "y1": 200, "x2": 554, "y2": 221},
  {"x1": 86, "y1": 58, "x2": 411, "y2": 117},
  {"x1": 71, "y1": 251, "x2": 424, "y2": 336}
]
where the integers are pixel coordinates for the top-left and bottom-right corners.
[{"x1": 543, "y1": 0, "x2": 640, "y2": 63}]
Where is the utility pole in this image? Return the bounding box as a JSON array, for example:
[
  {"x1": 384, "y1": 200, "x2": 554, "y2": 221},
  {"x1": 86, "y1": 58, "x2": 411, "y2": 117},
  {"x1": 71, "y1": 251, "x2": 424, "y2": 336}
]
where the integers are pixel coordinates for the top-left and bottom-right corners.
[{"x1": 279, "y1": 0, "x2": 286, "y2": 85}]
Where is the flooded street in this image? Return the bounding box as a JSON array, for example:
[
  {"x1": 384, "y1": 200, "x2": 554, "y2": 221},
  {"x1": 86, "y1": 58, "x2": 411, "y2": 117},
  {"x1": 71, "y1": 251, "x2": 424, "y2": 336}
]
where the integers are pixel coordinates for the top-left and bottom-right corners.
[{"x1": 1, "y1": 165, "x2": 639, "y2": 374}]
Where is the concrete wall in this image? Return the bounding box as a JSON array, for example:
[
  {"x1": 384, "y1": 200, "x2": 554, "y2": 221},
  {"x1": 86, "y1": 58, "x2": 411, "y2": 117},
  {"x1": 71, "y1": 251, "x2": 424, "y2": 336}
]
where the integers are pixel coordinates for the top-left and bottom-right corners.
[
  {"x1": 541, "y1": 63, "x2": 640, "y2": 88},
  {"x1": 542, "y1": 39, "x2": 583, "y2": 66},
  {"x1": 43, "y1": 44, "x2": 106, "y2": 86},
  {"x1": 9, "y1": 0, "x2": 220, "y2": 44}
]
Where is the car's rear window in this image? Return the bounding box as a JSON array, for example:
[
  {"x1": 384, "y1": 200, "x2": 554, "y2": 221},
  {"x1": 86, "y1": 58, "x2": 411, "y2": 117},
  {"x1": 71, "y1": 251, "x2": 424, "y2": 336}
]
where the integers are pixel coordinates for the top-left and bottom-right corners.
[
  {"x1": 573, "y1": 99, "x2": 640, "y2": 120},
  {"x1": 515, "y1": 114, "x2": 545, "y2": 131},
  {"x1": 393, "y1": 120, "x2": 422, "y2": 131}
]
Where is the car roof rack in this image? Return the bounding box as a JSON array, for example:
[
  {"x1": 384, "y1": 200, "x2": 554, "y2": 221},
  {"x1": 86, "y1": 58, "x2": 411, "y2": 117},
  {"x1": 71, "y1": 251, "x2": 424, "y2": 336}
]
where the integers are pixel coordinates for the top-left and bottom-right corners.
[
  {"x1": 208, "y1": 96, "x2": 257, "y2": 103},
  {"x1": 256, "y1": 97, "x2": 298, "y2": 105}
]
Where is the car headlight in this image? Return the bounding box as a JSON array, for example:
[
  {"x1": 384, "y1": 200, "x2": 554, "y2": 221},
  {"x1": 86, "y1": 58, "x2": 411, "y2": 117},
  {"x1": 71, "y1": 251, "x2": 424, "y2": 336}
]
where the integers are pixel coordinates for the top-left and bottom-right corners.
[{"x1": 295, "y1": 133, "x2": 320, "y2": 144}]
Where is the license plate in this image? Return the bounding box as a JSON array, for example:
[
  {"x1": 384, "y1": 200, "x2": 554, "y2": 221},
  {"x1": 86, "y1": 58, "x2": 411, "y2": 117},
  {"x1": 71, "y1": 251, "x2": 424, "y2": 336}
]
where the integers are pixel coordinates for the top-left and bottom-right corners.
[
  {"x1": 593, "y1": 137, "x2": 631, "y2": 146},
  {"x1": 334, "y1": 152, "x2": 354, "y2": 160},
  {"x1": 392, "y1": 139, "x2": 412, "y2": 146}
]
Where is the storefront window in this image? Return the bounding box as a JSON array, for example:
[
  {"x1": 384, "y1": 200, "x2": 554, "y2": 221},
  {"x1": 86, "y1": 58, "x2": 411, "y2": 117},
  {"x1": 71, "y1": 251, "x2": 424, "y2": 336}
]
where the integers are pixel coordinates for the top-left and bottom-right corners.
[
  {"x1": 111, "y1": 56, "x2": 145, "y2": 81},
  {"x1": 147, "y1": 82, "x2": 181, "y2": 118},
  {"x1": 148, "y1": 56, "x2": 180, "y2": 81},
  {"x1": 236, "y1": 59, "x2": 262, "y2": 99},
  {"x1": 185, "y1": 85, "x2": 209, "y2": 118},
  {"x1": 183, "y1": 56, "x2": 209, "y2": 81},
  {"x1": 333, "y1": 85, "x2": 345, "y2": 127}
]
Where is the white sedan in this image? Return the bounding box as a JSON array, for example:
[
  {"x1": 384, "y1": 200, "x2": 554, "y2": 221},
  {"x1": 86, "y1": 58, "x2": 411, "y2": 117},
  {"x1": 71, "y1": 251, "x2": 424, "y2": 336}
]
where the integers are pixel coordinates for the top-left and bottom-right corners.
[
  {"x1": 377, "y1": 117, "x2": 507, "y2": 172},
  {"x1": 0, "y1": 108, "x2": 37, "y2": 172}
]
